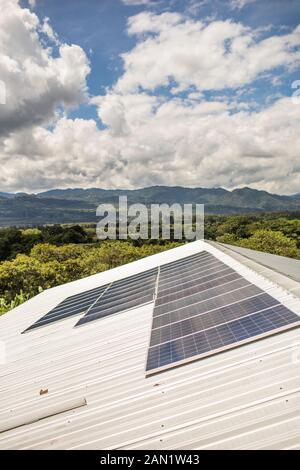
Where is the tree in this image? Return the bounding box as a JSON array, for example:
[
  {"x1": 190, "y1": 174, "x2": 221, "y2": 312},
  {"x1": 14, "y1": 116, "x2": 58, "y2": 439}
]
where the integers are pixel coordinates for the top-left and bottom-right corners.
[
  {"x1": 215, "y1": 215, "x2": 253, "y2": 239},
  {"x1": 239, "y1": 229, "x2": 299, "y2": 258},
  {"x1": 216, "y1": 233, "x2": 239, "y2": 244},
  {"x1": 0, "y1": 228, "x2": 24, "y2": 260}
]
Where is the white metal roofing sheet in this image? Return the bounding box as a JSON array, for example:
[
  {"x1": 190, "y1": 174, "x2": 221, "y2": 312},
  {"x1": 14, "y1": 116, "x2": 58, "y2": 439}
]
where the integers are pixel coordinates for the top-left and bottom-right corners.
[{"x1": 0, "y1": 240, "x2": 299, "y2": 450}]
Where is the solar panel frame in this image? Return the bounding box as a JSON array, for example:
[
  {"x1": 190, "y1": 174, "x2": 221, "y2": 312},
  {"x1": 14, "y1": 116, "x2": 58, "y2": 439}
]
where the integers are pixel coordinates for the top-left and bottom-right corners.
[
  {"x1": 157, "y1": 260, "x2": 225, "y2": 289},
  {"x1": 86, "y1": 285, "x2": 156, "y2": 313},
  {"x1": 75, "y1": 291, "x2": 155, "y2": 327},
  {"x1": 157, "y1": 266, "x2": 233, "y2": 299},
  {"x1": 156, "y1": 270, "x2": 240, "y2": 307},
  {"x1": 75, "y1": 267, "x2": 159, "y2": 327},
  {"x1": 150, "y1": 293, "x2": 280, "y2": 347},
  {"x1": 146, "y1": 305, "x2": 300, "y2": 375},
  {"x1": 146, "y1": 250, "x2": 300, "y2": 376},
  {"x1": 22, "y1": 283, "x2": 110, "y2": 333},
  {"x1": 159, "y1": 251, "x2": 213, "y2": 271},
  {"x1": 154, "y1": 277, "x2": 251, "y2": 317},
  {"x1": 152, "y1": 284, "x2": 264, "y2": 329},
  {"x1": 159, "y1": 262, "x2": 214, "y2": 279}
]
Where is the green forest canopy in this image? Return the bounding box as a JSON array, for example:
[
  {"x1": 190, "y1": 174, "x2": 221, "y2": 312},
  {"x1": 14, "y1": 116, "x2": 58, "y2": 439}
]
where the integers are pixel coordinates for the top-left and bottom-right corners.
[{"x1": 0, "y1": 213, "x2": 299, "y2": 315}]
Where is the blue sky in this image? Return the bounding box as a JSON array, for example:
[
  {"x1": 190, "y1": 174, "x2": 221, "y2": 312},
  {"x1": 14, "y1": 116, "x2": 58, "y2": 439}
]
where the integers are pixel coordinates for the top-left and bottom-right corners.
[
  {"x1": 1, "y1": 0, "x2": 300, "y2": 193},
  {"x1": 25, "y1": 0, "x2": 300, "y2": 117}
]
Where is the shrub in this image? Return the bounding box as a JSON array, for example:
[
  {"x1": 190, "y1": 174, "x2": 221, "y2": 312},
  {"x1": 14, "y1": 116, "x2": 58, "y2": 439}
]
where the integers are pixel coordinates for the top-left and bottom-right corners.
[{"x1": 0, "y1": 240, "x2": 183, "y2": 312}]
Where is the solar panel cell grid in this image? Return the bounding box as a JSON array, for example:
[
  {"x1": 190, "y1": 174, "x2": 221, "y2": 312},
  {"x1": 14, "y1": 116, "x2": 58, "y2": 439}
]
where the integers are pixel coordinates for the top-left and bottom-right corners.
[
  {"x1": 111, "y1": 268, "x2": 157, "y2": 286},
  {"x1": 157, "y1": 261, "x2": 225, "y2": 289},
  {"x1": 107, "y1": 274, "x2": 157, "y2": 296},
  {"x1": 156, "y1": 271, "x2": 240, "y2": 307},
  {"x1": 157, "y1": 266, "x2": 233, "y2": 299},
  {"x1": 160, "y1": 252, "x2": 214, "y2": 269},
  {"x1": 159, "y1": 251, "x2": 212, "y2": 270},
  {"x1": 146, "y1": 251, "x2": 300, "y2": 375},
  {"x1": 150, "y1": 293, "x2": 279, "y2": 346},
  {"x1": 46, "y1": 286, "x2": 106, "y2": 311},
  {"x1": 152, "y1": 284, "x2": 264, "y2": 329},
  {"x1": 154, "y1": 277, "x2": 250, "y2": 317},
  {"x1": 75, "y1": 292, "x2": 155, "y2": 326},
  {"x1": 146, "y1": 305, "x2": 300, "y2": 372},
  {"x1": 23, "y1": 284, "x2": 109, "y2": 333},
  {"x1": 85, "y1": 286, "x2": 155, "y2": 313},
  {"x1": 75, "y1": 267, "x2": 159, "y2": 327},
  {"x1": 159, "y1": 256, "x2": 219, "y2": 279},
  {"x1": 92, "y1": 285, "x2": 154, "y2": 309}
]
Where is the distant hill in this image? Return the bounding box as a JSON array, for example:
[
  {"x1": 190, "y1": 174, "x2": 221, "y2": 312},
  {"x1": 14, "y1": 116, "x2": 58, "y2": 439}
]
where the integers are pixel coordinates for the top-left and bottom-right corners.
[
  {"x1": 0, "y1": 192, "x2": 15, "y2": 199},
  {"x1": 0, "y1": 186, "x2": 300, "y2": 226},
  {"x1": 0, "y1": 194, "x2": 96, "y2": 227}
]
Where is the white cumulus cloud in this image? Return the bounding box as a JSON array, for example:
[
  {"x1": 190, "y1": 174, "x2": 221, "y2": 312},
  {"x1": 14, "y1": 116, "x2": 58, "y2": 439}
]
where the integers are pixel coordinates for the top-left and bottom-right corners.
[
  {"x1": 0, "y1": 4, "x2": 300, "y2": 195},
  {"x1": 0, "y1": 0, "x2": 90, "y2": 135},
  {"x1": 230, "y1": 0, "x2": 256, "y2": 10},
  {"x1": 122, "y1": 0, "x2": 156, "y2": 5},
  {"x1": 116, "y1": 12, "x2": 300, "y2": 94},
  {"x1": 1, "y1": 93, "x2": 300, "y2": 194}
]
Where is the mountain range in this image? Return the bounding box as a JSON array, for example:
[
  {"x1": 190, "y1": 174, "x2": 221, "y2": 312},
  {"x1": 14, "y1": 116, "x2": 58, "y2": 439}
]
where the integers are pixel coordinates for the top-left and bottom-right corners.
[{"x1": 0, "y1": 186, "x2": 299, "y2": 227}]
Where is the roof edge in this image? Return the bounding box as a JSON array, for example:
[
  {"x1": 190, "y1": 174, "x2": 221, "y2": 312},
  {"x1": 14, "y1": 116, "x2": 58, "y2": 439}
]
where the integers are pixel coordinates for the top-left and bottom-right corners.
[{"x1": 208, "y1": 241, "x2": 300, "y2": 301}]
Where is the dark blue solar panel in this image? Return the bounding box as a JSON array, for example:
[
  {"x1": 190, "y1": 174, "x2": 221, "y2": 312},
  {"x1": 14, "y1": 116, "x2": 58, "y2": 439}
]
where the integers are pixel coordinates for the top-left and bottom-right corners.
[
  {"x1": 154, "y1": 277, "x2": 250, "y2": 317},
  {"x1": 152, "y1": 284, "x2": 264, "y2": 329},
  {"x1": 146, "y1": 251, "x2": 300, "y2": 374},
  {"x1": 159, "y1": 251, "x2": 213, "y2": 272},
  {"x1": 146, "y1": 305, "x2": 300, "y2": 373},
  {"x1": 23, "y1": 284, "x2": 109, "y2": 333},
  {"x1": 157, "y1": 266, "x2": 233, "y2": 300},
  {"x1": 75, "y1": 267, "x2": 158, "y2": 327},
  {"x1": 110, "y1": 268, "x2": 157, "y2": 289},
  {"x1": 157, "y1": 261, "x2": 226, "y2": 290},
  {"x1": 75, "y1": 292, "x2": 155, "y2": 326},
  {"x1": 159, "y1": 259, "x2": 222, "y2": 284},
  {"x1": 156, "y1": 271, "x2": 239, "y2": 307},
  {"x1": 150, "y1": 293, "x2": 279, "y2": 346}
]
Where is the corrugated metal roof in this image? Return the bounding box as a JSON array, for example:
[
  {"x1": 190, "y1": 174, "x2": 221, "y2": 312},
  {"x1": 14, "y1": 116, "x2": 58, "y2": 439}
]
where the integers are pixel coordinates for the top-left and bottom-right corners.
[
  {"x1": 0, "y1": 240, "x2": 300, "y2": 450},
  {"x1": 208, "y1": 241, "x2": 300, "y2": 301},
  {"x1": 218, "y1": 243, "x2": 300, "y2": 283}
]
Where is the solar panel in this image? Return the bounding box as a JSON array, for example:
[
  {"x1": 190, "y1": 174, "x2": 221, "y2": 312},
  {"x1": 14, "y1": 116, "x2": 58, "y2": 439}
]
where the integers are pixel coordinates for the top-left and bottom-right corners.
[
  {"x1": 159, "y1": 252, "x2": 213, "y2": 271},
  {"x1": 156, "y1": 266, "x2": 233, "y2": 300},
  {"x1": 159, "y1": 259, "x2": 215, "y2": 278},
  {"x1": 146, "y1": 251, "x2": 300, "y2": 375},
  {"x1": 152, "y1": 284, "x2": 263, "y2": 329},
  {"x1": 107, "y1": 270, "x2": 157, "y2": 294},
  {"x1": 156, "y1": 270, "x2": 239, "y2": 307},
  {"x1": 160, "y1": 260, "x2": 222, "y2": 284},
  {"x1": 158, "y1": 260, "x2": 225, "y2": 289},
  {"x1": 149, "y1": 293, "x2": 279, "y2": 346},
  {"x1": 24, "y1": 247, "x2": 300, "y2": 369},
  {"x1": 23, "y1": 284, "x2": 109, "y2": 333},
  {"x1": 109, "y1": 268, "x2": 157, "y2": 289},
  {"x1": 75, "y1": 267, "x2": 159, "y2": 327},
  {"x1": 92, "y1": 282, "x2": 154, "y2": 309},
  {"x1": 154, "y1": 277, "x2": 250, "y2": 317},
  {"x1": 147, "y1": 306, "x2": 300, "y2": 373}
]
